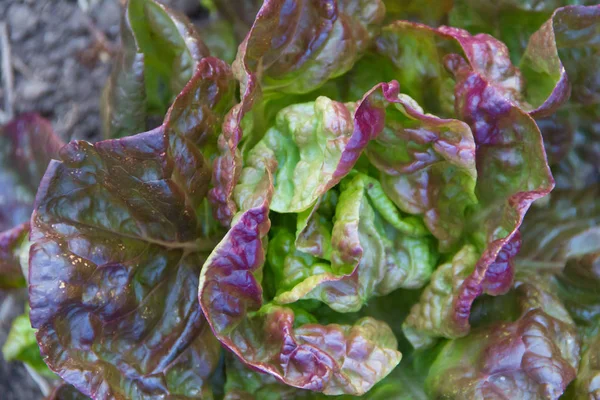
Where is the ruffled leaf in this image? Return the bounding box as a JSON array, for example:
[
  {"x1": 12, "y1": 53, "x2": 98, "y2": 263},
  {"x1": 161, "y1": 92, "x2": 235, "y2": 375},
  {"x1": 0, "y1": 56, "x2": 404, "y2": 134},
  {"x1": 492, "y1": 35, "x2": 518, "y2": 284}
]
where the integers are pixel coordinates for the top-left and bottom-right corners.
[
  {"x1": 273, "y1": 173, "x2": 436, "y2": 313},
  {"x1": 403, "y1": 245, "x2": 479, "y2": 349},
  {"x1": 238, "y1": 97, "x2": 357, "y2": 213},
  {"x1": 363, "y1": 87, "x2": 477, "y2": 251},
  {"x1": 29, "y1": 59, "x2": 234, "y2": 399},
  {"x1": 425, "y1": 276, "x2": 580, "y2": 399}
]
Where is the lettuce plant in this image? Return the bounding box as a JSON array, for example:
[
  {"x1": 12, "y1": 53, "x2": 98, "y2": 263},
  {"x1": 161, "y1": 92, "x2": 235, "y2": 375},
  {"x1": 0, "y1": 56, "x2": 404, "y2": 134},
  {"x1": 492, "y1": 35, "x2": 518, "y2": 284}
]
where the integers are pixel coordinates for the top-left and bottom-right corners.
[{"x1": 0, "y1": 0, "x2": 599, "y2": 399}]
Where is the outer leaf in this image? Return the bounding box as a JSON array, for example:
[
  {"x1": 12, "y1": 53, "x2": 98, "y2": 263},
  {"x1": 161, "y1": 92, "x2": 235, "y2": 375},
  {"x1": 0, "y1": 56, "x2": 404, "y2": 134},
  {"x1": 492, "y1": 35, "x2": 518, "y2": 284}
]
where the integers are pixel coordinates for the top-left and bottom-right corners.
[
  {"x1": 398, "y1": 25, "x2": 552, "y2": 346},
  {"x1": 425, "y1": 276, "x2": 580, "y2": 400},
  {"x1": 442, "y1": 46, "x2": 552, "y2": 334},
  {"x1": 0, "y1": 114, "x2": 63, "y2": 289},
  {"x1": 374, "y1": 20, "x2": 575, "y2": 116},
  {"x1": 29, "y1": 59, "x2": 234, "y2": 399},
  {"x1": 532, "y1": 6, "x2": 600, "y2": 189},
  {"x1": 363, "y1": 88, "x2": 477, "y2": 251},
  {"x1": 448, "y1": 0, "x2": 577, "y2": 62},
  {"x1": 102, "y1": 0, "x2": 209, "y2": 138},
  {"x1": 209, "y1": 0, "x2": 385, "y2": 225},
  {"x1": 199, "y1": 164, "x2": 401, "y2": 395}
]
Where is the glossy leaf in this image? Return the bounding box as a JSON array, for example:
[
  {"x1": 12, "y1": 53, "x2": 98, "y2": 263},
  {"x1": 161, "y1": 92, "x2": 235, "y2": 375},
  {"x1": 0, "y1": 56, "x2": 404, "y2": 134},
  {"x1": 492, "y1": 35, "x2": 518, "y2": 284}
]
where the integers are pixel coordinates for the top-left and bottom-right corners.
[
  {"x1": 363, "y1": 87, "x2": 477, "y2": 251},
  {"x1": 520, "y1": 5, "x2": 600, "y2": 117},
  {"x1": 29, "y1": 59, "x2": 234, "y2": 399},
  {"x1": 238, "y1": 97, "x2": 358, "y2": 213},
  {"x1": 426, "y1": 276, "x2": 580, "y2": 399},
  {"x1": 101, "y1": 0, "x2": 209, "y2": 138}
]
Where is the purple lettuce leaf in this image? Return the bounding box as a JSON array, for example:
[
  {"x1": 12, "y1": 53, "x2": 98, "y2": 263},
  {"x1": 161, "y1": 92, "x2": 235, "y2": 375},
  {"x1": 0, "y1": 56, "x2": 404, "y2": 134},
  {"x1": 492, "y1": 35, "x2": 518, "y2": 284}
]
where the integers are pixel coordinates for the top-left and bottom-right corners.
[
  {"x1": 0, "y1": 114, "x2": 64, "y2": 289},
  {"x1": 425, "y1": 274, "x2": 580, "y2": 399},
  {"x1": 199, "y1": 158, "x2": 401, "y2": 395},
  {"x1": 437, "y1": 45, "x2": 552, "y2": 331},
  {"x1": 28, "y1": 58, "x2": 235, "y2": 399},
  {"x1": 101, "y1": 0, "x2": 209, "y2": 139},
  {"x1": 375, "y1": 23, "x2": 554, "y2": 346},
  {"x1": 363, "y1": 84, "x2": 477, "y2": 251},
  {"x1": 209, "y1": 0, "x2": 385, "y2": 225}
]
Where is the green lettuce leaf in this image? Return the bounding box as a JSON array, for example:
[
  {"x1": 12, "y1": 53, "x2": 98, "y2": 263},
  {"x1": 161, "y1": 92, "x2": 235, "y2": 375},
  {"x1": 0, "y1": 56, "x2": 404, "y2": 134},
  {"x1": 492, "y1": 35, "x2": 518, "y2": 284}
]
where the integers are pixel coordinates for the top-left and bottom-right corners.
[
  {"x1": 2, "y1": 307, "x2": 55, "y2": 378},
  {"x1": 272, "y1": 173, "x2": 435, "y2": 312}
]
